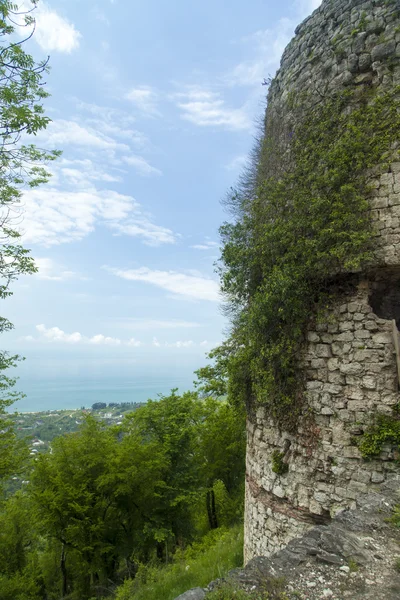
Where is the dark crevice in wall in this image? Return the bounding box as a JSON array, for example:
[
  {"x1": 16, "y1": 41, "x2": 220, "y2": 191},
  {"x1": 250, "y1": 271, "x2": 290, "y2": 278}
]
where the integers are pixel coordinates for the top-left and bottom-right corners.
[{"x1": 369, "y1": 274, "x2": 400, "y2": 328}]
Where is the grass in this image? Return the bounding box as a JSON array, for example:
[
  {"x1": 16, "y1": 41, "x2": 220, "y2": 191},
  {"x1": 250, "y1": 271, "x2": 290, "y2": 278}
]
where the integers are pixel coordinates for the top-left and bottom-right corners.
[{"x1": 115, "y1": 524, "x2": 244, "y2": 600}]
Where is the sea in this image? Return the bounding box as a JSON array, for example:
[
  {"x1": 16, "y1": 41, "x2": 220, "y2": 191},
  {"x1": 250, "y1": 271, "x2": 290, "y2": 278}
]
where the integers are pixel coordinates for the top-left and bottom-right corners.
[{"x1": 9, "y1": 374, "x2": 195, "y2": 413}]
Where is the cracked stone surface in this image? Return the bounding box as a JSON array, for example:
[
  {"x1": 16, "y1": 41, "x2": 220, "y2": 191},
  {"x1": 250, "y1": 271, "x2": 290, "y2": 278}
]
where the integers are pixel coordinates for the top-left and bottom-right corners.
[{"x1": 204, "y1": 477, "x2": 400, "y2": 600}]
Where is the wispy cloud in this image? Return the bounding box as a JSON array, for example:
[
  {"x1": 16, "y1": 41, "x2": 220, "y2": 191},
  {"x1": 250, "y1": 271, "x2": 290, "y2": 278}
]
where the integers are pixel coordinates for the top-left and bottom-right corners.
[
  {"x1": 75, "y1": 101, "x2": 148, "y2": 147},
  {"x1": 105, "y1": 266, "x2": 220, "y2": 302},
  {"x1": 191, "y1": 241, "x2": 219, "y2": 251},
  {"x1": 110, "y1": 218, "x2": 176, "y2": 246},
  {"x1": 227, "y1": 19, "x2": 294, "y2": 86},
  {"x1": 27, "y1": 1, "x2": 81, "y2": 54},
  {"x1": 226, "y1": 1, "x2": 321, "y2": 88},
  {"x1": 19, "y1": 188, "x2": 177, "y2": 247},
  {"x1": 40, "y1": 120, "x2": 129, "y2": 154},
  {"x1": 125, "y1": 86, "x2": 160, "y2": 116},
  {"x1": 122, "y1": 155, "x2": 162, "y2": 177},
  {"x1": 172, "y1": 86, "x2": 250, "y2": 130},
  {"x1": 60, "y1": 159, "x2": 122, "y2": 185},
  {"x1": 34, "y1": 257, "x2": 83, "y2": 281}
]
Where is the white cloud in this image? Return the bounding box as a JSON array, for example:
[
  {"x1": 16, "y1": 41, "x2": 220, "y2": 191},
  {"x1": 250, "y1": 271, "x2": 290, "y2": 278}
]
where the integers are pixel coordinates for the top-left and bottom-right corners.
[
  {"x1": 75, "y1": 101, "x2": 148, "y2": 147},
  {"x1": 30, "y1": 2, "x2": 81, "y2": 54},
  {"x1": 89, "y1": 334, "x2": 121, "y2": 346},
  {"x1": 110, "y1": 218, "x2": 176, "y2": 246},
  {"x1": 36, "y1": 324, "x2": 82, "y2": 344},
  {"x1": 27, "y1": 325, "x2": 211, "y2": 350},
  {"x1": 166, "y1": 340, "x2": 194, "y2": 348},
  {"x1": 106, "y1": 266, "x2": 220, "y2": 302},
  {"x1": 60, "y1": 159, "x2": 122, "y2": 185},
  {"x1": 34, "y1": 257, "x2": 79, "y2": 281},
  {"x1": 34, "y1": 324, "x2": 141, "y2": 347},
  {"x1": 125, "y1": 86, "x2": 160, "y2": 116},
  {"x1": 191, "y1": 241, "x2": 219, "y2": 251},
  {"x1": 122, "y1": 155, "x2": 162, "y2": 177},
  {"x1": 41, "y1": 120, "x2": 128, "y2": 153},
  {"x1": 19, "y1": 188, "x2": 177, "y2": 247},
  {"x1": 172, "y1": 87, "x2": 250, "y2": 130}
]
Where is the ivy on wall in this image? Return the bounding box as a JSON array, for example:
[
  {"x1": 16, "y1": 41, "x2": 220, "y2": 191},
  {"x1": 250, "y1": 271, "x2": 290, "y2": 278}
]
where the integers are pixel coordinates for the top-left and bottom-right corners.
[
  {"x1": 359, "y1": 413, "x2": 400, "y2": 459},
  {"x1": 198, "y1": 85, "x2": 400, "y2": 430}
]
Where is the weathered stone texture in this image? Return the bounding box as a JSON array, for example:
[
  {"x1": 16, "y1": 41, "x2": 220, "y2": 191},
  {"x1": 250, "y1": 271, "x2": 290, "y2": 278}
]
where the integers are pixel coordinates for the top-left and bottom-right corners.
[
  {"x1": 244, "y1": 0, "x2": 400, "y2": 564},
  {"x1": 245, "y1": 282, "x2": 400, "y2": 561}
]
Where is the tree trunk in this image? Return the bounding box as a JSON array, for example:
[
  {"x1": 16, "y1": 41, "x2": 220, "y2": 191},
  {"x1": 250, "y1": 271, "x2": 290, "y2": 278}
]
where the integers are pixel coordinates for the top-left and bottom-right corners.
[
  {"x1": 60, "y1": 544, "x2": 68, "y2": 598},
  {"x1": 206, "y1": 489, "x2": 218, "y2": 529}
]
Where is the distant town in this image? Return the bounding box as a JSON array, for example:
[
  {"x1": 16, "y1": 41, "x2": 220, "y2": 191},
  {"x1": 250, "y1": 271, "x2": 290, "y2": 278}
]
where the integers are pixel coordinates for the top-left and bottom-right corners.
[{"x1": 9, "y1": 401, "x2": 147, "y2": 456}]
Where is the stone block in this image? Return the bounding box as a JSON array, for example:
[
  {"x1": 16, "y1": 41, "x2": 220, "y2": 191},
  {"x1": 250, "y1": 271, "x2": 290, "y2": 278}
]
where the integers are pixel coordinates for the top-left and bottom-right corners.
[
  {"x1": 307, "y1": 331, "x2": 320, "y2": 342},
  {"x1": 316, "y1": 344, "x2": 332, "y2": 358},
  {"x1": 362, "y1": 376, "x2": 377, "y2": 390},
  {"x1": 371, "y1": 471, "x2": 385, "y2": 483},
  {"x1": 372, "y1": 332, "x2": 392, "y2": 344},
  {"x1": 354, "y1": 330, "x2": 371, "y2": 339},
  {"x1": 343, "y1": 447, "x2": 362, "y2": 459},
  {"x1": 327, "y1": 358, "x2": 339, "y2": 371},
  {"x1": 371, "y1": 40, "x2": 396, "y2": 61},
  {"x1": 340, "y1": 362, "x2": 363, "y2": 375}
]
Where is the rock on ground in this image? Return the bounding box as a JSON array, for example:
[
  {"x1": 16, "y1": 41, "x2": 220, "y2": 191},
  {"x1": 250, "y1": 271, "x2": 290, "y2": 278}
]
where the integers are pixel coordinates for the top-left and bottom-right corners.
[
  {"x1": 174, "y1": 587, "x2": 206, "y2": 600},
  {"x1": 205, "y1": 476, "x2": 400, "y2": 600}
]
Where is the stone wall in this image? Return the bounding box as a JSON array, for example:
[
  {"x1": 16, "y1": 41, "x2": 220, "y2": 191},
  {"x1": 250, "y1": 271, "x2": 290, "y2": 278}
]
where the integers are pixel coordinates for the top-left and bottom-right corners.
[
  {"x1": 244, "y1": 0, "x2": 400, "y2": 564},
  {"x1": 245, "y1": 281, "x2": 399, "y2": 560}
]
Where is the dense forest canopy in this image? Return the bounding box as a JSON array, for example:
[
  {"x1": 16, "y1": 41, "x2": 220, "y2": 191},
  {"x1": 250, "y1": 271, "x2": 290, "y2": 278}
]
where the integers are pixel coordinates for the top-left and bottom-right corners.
[{"x1": 0, "y1": 391, "x2": 246, "y2": 600}]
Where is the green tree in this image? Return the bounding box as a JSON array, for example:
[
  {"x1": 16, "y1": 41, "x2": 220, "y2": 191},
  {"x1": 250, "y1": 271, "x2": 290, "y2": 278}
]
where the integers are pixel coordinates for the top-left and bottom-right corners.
[
  {"x1": 30, "y1": 417, "x2": 118, "y2": 599},
  {"x1": 0, "y1": 0, "x2": 60, "y2": 480},
  {"x1": 122, "y1": 391, "x2": 206, "y2": 557},
  {"x1": 0, "y1": 491, "x2": 42, "y2": 600},
  {"x1": 29, "y1": 416, "x2": 167, "y2": 599}
]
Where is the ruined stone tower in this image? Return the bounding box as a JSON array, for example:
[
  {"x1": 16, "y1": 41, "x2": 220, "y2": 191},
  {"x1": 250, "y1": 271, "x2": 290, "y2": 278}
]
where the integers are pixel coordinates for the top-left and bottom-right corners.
[{"x1": 244, "y1": 0, "x2": 400, "y2": 563}]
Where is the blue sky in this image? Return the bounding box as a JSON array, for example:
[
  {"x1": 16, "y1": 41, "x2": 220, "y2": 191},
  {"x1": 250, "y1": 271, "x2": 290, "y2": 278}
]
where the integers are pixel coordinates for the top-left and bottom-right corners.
[{"x1": 4, "y1": 0, "x2": 321, "y2": 394}]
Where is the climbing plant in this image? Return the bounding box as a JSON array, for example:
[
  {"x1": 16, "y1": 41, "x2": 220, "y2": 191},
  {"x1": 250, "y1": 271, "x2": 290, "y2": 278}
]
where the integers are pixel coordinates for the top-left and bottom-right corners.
[
  {"x1": 359, "y1": 413, "x2": 400, "y2": 459},
  {"x1": 204, "y1": 85, "x2": 400, "y2": 430}
]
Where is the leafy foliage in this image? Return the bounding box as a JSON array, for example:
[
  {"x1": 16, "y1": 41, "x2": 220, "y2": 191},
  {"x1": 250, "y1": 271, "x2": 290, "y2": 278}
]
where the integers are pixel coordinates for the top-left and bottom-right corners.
[
  {"x1": 359, "y1": 413, "x2": 400, "y2": 459},
  {"x1": 0, "y1": 0, "x2": 60, "y2": 481},
  {"x1": 271, "y1": 451, "x2": 288, "y2": 476},
  {"x1": 0, "y1": 391, "x2": 246, "y2": 600},
  {"x1": 205, "y1": 86, "x2": 400, "y2": 429}
]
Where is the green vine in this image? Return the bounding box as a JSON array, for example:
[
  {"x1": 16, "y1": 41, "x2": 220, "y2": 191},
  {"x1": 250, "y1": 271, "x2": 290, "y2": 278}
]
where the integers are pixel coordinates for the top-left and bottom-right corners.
[
  {"x1": 205, "y1": 84, "x2": 400, "y2": 430},
  {"x1": 271, "y1": 450, "x2": 289, "y2": 475},
  {"x1": 359, "y1": 414, "x2": 400, "y2": 459}
]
